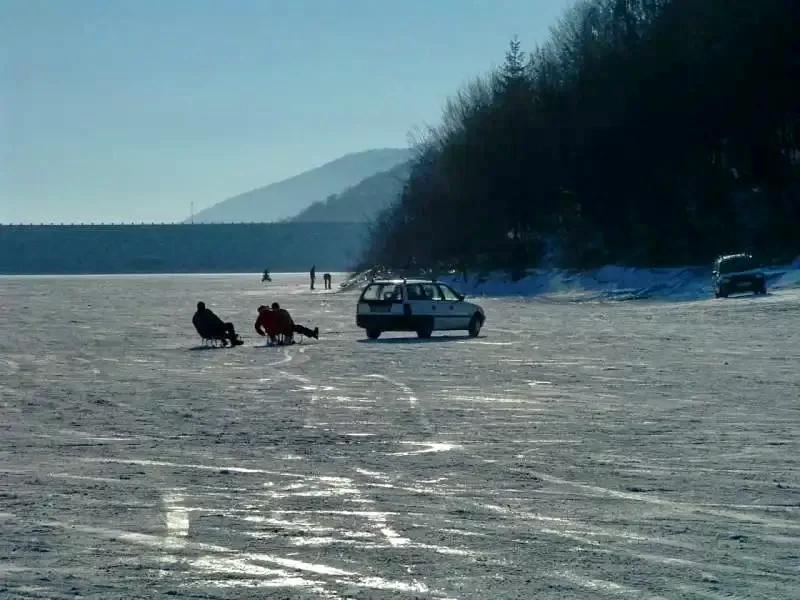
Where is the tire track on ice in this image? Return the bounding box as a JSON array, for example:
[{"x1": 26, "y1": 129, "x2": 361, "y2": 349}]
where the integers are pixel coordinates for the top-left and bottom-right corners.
[
  {"x1": 363, "y1": 373, "x2": 432, "y2": 435},
  {"x1": 480, "y1": 503, "x2": 798, "y2": 596},
  {"x1": 49, "y1": 521, "x2": 406, "y2": 595},
  {"x1": 0, "y1": 357, "x2": 20, "y2": 374},
  {"x1": 159, "y1": 488, "x2": 189, "y2": 576},
  {"x1": 0, "y1": 507, "x2": 444, "y2": 597},
  {"x1": 547, "y1": 570, "x2": 670, "y2": 599},
  {"x1": 272, "y1": 345, "x2": 325, "y2": 429},
  {"x1": 264, "y1": 345, "x2": 296, "y2": 367},
  {"x1": 528, "y1": 471, "x2": 800, "y2": 530}
]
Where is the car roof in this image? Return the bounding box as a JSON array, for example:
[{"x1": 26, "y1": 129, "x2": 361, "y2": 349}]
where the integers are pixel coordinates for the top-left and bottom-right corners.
[{"x1": 717, "y1": 253, "x2": 753, "y2": 261}]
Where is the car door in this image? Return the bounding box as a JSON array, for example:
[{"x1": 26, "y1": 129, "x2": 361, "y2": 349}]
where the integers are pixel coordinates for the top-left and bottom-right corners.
[
  {"x1": 404, "y1": 283, "x2": 430, "y2": 327},
  {"x1": 415, "y1": 282, "x2": 452, "y2": 330},
  {"x1": 437, "y1": 283, "x2": 471, "y2": 328}
]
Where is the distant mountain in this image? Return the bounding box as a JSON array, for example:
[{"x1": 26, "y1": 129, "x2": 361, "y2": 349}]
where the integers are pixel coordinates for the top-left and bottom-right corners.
[
  {"x1": 289, "y1": 161, "x2": 412, "y2": 223},
  {"x1": 189, "y1": 148, "x2": 412, "y2": 223}
]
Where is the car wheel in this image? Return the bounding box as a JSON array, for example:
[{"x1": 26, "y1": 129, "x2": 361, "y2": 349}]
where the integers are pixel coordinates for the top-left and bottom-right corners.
[
  {"x1": 416, "y1": 318, "x2": 433, "y2": 339},
  {"x1": 757, "y1": 281, "x2": 767, "y2": 295},
  {"x1": 366, "y1": 329, "x2": 381, "y2": 340},
  {"x1": 719, "y1": 285, "x2": 728, "y2": 298},
  {"x1": 468, "y1": 314, "x2": 483, "y2": 337}
]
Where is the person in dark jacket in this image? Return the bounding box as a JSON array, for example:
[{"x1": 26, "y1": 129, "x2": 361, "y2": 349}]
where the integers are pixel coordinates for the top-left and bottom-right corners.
[
  {"x1": 192, "y1": 301, "x2": 243, "y2": 346},
  {"x1": 310, "y1": 265, "x2": 316, "y2": 290},
  {"x1": 271, "y1": 302, "x2": 318, "y2": 343}
]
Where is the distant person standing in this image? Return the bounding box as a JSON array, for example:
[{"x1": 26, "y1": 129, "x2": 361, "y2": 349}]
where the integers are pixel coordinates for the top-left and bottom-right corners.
[
  {"x1": 323, "y1": 272, "x2": 332, "y2": 289},
  {"x1": 310, "y1": 264, "x2": 316, "y2": 290}
]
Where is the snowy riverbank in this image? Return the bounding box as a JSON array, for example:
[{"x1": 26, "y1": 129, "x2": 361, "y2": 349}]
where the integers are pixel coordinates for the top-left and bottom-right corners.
[{"x1": 343, "y1": 257, "x2": 800, "y2": 301}]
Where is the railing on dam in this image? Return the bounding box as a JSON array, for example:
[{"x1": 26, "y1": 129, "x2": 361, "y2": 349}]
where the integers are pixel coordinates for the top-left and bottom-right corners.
[{"x1": 0, "y1": 222, "x2": 369, "y2": 274}]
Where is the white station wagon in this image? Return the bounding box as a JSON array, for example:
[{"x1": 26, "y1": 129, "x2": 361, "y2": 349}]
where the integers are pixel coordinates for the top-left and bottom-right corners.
[{"x1": 356, "y1": 279, "x2": 486, "y2": 339}]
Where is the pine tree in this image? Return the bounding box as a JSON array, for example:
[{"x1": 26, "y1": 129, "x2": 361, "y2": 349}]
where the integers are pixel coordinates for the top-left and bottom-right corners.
[{"x1": 496, "y1": 36, "x2": 528, "y2": 96}]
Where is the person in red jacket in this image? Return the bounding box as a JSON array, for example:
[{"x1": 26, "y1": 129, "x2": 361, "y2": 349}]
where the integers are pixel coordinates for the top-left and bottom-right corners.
[
  {"x1": 254, "y1": 305, "x2": 279, "y2": 344},
  {"x1": 271, "y1": 302, "x2": 318, "y2": 344}
]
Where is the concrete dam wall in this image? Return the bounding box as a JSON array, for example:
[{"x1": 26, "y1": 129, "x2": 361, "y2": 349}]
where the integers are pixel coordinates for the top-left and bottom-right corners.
[{"x1": 0, "y1": 222, "x2": 368, "y2": 274}]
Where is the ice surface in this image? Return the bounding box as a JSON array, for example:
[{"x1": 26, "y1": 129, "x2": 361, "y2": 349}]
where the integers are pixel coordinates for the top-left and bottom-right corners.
[{"x1": 1, "y1": 272, "x2": 799, "y2": 599}]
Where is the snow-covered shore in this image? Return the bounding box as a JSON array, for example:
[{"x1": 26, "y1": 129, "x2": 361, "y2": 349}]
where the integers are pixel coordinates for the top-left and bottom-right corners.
[{"x1": 343, "y1": 257, "x2": 800, "y2": 301}]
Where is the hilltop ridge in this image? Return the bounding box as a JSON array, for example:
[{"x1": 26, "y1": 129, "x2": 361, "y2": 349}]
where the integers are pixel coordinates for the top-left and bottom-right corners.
[{"x1": 189, "y1": 148, "x2": 412, "y2": 223}]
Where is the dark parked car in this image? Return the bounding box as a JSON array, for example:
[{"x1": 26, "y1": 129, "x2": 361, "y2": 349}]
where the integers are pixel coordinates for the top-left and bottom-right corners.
[{"x1": 712, "y1": 253, "x2": 767, "y2": 298}]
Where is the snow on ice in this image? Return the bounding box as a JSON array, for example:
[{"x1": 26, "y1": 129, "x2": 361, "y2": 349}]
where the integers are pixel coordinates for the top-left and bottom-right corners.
[
  {"x1": 439, "y1": 256, "x2": 800, "y2": 301},
  {"x1": 0, "y1": 269, "x2": 798, "y2": 599}
]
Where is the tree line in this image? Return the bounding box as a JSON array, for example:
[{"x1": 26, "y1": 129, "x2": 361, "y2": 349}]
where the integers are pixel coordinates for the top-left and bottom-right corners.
[{"x1": 358, "y1": 0, "x2": 799, "y2": 275}]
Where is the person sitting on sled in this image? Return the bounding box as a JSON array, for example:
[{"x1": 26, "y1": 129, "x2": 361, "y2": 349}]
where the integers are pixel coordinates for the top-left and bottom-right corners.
[
  {"x1": 271, "y1": 302, "x2": 318, "y2": 344},
  {"x1": 254, "y1": 304, "x2": 280, "y2": 344},
  {"x1": 192, "y1": 301, "x2": 244, "y2": 346}
]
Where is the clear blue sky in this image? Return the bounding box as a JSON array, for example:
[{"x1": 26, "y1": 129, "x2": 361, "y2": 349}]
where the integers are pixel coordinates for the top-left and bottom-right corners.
[{"x1": 1, "y1": 0, "x2": 573, "y2": 224}]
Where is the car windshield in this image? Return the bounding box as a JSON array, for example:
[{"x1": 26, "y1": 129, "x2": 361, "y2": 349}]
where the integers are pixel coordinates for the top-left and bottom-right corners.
[
  {"x1": 719, "y1": 256, "x2": 756, "y2": 273},
  {"x1": 361, "y1": 283, "x2": 403, "y2": 302}
]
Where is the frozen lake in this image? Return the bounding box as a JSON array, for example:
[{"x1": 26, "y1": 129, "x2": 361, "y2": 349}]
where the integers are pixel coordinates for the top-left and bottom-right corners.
[{"x1": 1, "y1": 273, "x2": 798, "y2": 599}]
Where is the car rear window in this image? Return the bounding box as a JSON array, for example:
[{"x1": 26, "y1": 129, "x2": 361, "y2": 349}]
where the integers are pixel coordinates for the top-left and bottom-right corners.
[
  {"x1": 720, "y1": 256, "x2": 756, "y2": 273},
  {"x1": 361, "y1": 283, "x2": 403, "y2": 302}
]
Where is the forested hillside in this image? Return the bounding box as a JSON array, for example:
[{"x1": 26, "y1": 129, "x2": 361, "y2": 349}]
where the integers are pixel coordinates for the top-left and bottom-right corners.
[
  {"x1": 359, "y1": 0, "x2": 799, "y2": 274},
  {"x1": 290, "y1": 162, "x2": 412, "y2": 223}
]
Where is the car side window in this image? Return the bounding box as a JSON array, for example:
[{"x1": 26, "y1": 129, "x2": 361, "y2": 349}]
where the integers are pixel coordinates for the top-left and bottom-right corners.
[
  {"x1": 406, "y1": 284, "x2": 424, "y2": 300},
  {"x1": 421, "y1": 283, "x2": 442, "y2": 300},
  {"x1": 438, "y1": 284, "x2": 461, "y2": 301}
]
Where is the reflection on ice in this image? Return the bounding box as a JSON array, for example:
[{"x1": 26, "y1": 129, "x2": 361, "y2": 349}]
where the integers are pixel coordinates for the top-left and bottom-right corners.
[
  {"x1": 337, "y1": 575, "x2": 430, "y2": 594},
  {"x1": 386, "y1": 441, "x2": 460, "y2": 456},
  {"x1": 191, "y1": 556, "x2": 287, "y2": 578}
]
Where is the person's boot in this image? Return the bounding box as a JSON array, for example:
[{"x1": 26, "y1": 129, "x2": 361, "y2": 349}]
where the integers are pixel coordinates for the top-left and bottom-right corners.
[{"x1": 313, "y1": 327, "x2": 319, "y2": 339}]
